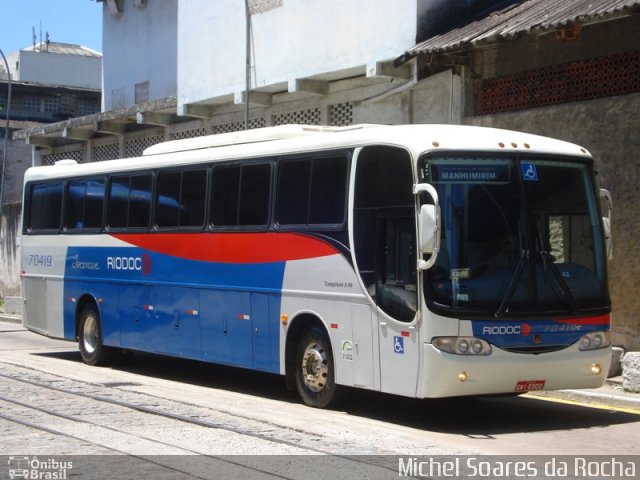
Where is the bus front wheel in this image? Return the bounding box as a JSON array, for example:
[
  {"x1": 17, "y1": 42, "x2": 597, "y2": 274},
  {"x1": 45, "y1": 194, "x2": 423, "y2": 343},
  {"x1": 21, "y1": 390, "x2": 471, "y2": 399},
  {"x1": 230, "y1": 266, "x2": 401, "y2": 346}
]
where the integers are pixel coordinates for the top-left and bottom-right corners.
[
  {"x1": 78, "y1": 304, "x2": 112, "y2": 366},
  {"x1": 295, "y1": 327, "x2": 340, "y2": 408}
]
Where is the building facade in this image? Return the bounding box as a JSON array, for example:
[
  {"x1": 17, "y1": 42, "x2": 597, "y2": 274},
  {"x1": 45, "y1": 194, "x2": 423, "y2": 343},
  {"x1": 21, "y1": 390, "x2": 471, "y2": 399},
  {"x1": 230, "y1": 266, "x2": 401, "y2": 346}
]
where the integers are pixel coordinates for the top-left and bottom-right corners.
[
  {"x1": 11, "y1": 0, "x2": 640, "y2": 351},
  {"x1": 0, "y1": 43, "x2": 101, "y2": 303}
]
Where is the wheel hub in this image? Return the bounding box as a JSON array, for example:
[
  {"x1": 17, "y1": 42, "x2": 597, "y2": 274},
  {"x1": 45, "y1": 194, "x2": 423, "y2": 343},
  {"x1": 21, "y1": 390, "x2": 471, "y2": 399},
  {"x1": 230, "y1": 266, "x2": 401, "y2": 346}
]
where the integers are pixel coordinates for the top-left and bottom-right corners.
[
  {"x1": 301, "y1": 342, "x2": 329, "y2": 392},
  {"x1": 83, "y1": 314, "x2": 98, "y2": 354}
]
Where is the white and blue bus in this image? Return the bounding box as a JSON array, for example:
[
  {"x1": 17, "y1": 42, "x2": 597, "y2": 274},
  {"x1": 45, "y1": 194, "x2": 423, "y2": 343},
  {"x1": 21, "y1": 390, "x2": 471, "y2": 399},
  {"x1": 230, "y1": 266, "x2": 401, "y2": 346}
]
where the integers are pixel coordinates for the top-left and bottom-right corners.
[{"x1": 20, "y1": 124, "x2": 612, "y2": 408}]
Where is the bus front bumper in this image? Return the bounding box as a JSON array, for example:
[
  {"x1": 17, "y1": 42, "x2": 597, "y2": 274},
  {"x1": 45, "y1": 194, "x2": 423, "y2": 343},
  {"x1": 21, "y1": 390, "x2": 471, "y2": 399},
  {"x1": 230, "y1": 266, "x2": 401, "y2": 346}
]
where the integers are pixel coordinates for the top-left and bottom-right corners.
[{"x1": 418, "y1": 342, "x2": 612, "y2": 398}]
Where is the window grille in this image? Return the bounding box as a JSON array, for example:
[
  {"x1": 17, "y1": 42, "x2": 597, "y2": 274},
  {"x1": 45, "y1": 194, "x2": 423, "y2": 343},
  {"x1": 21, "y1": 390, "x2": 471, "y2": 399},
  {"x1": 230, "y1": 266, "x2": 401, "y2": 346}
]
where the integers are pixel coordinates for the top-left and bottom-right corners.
[
  {"x1": 43, "y1": 96, "x2": 60, "y2": 113},
  {"x1": 272, "y1": 108, "x2": 321, "y2": 126},
  {"x1": 480, "y1": 50, "x2": 640, "y2": 114},
  {"x1": 171, "y1": 127, "x2": 208, "y2": 140},
  {"x1": 329, "y1": 102, "x2": 353, "y2": 126},
  {"x1": 125, "y1": 135, "x2": 164, "y2": 157},
  {"x1": 93, "y1": 142, "x2": 120, "y2": 162},
  {"x1": 42, "y1": 150, "x2": 84, "y2": 165},
  {"x1": 212, "y1": 118, "x2": 266, "y2": 134}
]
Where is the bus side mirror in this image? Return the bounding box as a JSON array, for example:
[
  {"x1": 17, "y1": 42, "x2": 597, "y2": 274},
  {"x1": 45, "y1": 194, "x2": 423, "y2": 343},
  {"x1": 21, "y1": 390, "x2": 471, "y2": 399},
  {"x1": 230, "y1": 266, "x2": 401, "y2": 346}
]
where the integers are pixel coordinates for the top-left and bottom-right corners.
[
  {"x1": 599, "y1": 188, "x2": 613, "y2": 260},
  {"x1": 414, "y1": 183, "x2": 441, "y2": 270},
  {"x1": 419, "y1": 204, "x2": 437, "y2": 254}
]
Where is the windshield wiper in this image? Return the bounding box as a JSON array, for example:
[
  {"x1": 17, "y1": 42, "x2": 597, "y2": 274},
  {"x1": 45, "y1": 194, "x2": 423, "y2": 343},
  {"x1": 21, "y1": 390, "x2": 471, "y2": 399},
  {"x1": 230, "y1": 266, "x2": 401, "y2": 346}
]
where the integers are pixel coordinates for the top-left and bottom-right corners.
[
  {"x1": 494, "y1": 249, "x2": 528, "y2": 318},
  {"x1": 495, "y1": 220, "x2": 528, "y2": 318},
  {"x1": 539, "y1": 250, "x2": 579, "y2": 313}
]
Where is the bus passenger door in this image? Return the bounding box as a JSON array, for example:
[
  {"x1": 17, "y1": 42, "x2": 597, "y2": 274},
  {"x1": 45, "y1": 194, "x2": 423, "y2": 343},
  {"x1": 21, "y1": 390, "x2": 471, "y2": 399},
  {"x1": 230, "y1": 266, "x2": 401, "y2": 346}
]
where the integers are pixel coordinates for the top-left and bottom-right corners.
[
  {"x1": 351, "y1": 302, "x2": 378, "y2": 389},
  {"x1": 376, "y1": 212, "x2": 421, "y2": 397}
]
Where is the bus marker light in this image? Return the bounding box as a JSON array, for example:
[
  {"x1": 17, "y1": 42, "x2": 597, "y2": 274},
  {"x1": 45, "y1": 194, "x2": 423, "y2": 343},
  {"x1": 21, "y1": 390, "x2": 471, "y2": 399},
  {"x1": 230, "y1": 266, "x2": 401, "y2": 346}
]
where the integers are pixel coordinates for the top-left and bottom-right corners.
[
  {"x1": 401, "y1": 331, "x2": 410, "y2": 337},
  {"x1": 144, "y1": 305, "x2": 154, "y2": 311},
  {"x1": 511, "y1": 142, "x2": 518, "y2": 148},
  {"x1": 187, "y1": 309, "x2": 199, "y2": 316},
  {"x1": 330, "y1": 323, "x2": 339, "y2": 329},
  {"x1": 591, "y1": 363, "x2": 602, "y2": 375},
  {"x1": 458, "y1": 371, "x2": 468, "y2": 382},
  {"x1": 68, "y1": 297, "x2": 76, "y2": 303},
  {"x1": 432, "y1": 141, "x2": 440, "y2": 147},
  {"x1": 280, "y1": 314, "x2": 288, "y2": 326}
]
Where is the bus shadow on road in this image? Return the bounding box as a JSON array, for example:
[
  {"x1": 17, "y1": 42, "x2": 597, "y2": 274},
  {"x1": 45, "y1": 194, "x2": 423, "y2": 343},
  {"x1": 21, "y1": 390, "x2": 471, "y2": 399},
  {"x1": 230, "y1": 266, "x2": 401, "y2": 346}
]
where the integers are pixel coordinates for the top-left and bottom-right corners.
[
  {"x1": 35, "y1": 349, "x2": 638, "y2": 436},
  {"x1": 337, "y1": 387, "x2": 640, "y2": 436}
]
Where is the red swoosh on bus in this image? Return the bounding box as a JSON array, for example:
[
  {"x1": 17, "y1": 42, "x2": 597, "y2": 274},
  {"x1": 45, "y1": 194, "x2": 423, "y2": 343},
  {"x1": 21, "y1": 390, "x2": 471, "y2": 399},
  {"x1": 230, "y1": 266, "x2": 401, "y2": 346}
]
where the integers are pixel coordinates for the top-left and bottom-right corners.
[
  {"x1": 111, "y1": 232, "x2": 339, "y2": 264},
  {"x1": 555, "y1": 314, "x2": 610, "y2": 326}
]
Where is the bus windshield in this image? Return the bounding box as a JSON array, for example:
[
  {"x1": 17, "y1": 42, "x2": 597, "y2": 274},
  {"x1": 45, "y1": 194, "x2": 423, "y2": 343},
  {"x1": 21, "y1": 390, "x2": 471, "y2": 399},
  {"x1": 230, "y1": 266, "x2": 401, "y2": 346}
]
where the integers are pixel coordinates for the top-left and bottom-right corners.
[{"x1": 420, "y1": 156, "x2": 609, "y2": 318}]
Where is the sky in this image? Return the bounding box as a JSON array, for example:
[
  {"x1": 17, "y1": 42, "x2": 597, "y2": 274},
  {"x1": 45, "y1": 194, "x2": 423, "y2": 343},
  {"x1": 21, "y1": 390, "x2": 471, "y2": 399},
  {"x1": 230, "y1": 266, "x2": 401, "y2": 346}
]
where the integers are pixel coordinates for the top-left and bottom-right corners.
[{"x1": 0, "y1": 0, "x2": 102, "y2": 56}]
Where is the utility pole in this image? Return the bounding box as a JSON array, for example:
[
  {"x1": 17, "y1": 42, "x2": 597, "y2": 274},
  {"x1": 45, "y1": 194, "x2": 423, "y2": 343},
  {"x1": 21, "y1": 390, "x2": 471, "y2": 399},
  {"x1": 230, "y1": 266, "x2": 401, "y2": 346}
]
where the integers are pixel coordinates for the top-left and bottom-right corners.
[
  {"x1": 244, "y1": 0, "x2": 251, "y2": 130},
  {"x1": 0, "y1": 47, "x2": 12, "y2": 219}
]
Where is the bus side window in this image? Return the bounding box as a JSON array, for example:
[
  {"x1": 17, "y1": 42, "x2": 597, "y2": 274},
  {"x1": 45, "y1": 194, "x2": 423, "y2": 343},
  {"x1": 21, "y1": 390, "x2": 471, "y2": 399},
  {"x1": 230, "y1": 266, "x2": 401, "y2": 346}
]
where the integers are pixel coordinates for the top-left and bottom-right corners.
[
  {"x1": 65, "y1": 180, "x2": 86, "y2": 230},
  {"x1": 211, "y1": 163, "x2": 270, "y2": 228},
  {"x1": 309, "y1": 156, "x2": 347, "y2": 225},
  {"x1": 108, "y1": 174, "x2": 152, "y2": 229},
  {"x1": 129, "y1": 175, "x2": 152, "y2": 228},
  {"x1": 29, "y1": 182, "x2": 64, "y2": 232},
  {"x1": 181, "y1": 170, "x2": 207, "y2": 227},
  {"x1": 156, "y1": 169, "x2": 207, "y2": 228},
  {"x1": 239, "y1": 163, "x2": 271, "y2": 226},
  {"x1": 65, "y1": 179, "x2": 105, "y2": 231},
  {"x1": 211, "y1": 165, "x2": 240, "y2": 226},
  {"x1": 276, "y1": 155, "x2": 348, "y2": 227},
  {"x1": 156, "y1": 171, "x2": 181, "y2": 227}
]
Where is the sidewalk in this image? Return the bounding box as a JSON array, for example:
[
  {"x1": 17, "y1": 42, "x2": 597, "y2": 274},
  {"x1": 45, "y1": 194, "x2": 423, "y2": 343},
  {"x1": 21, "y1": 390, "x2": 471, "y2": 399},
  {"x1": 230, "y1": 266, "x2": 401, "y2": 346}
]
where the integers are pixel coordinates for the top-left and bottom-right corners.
[
  {"x1": 2, "y1": 314, "x2": 638, "y2": 412},
  {"x1": 527, "y1": 376, "x2": 640, "y2": 413}
]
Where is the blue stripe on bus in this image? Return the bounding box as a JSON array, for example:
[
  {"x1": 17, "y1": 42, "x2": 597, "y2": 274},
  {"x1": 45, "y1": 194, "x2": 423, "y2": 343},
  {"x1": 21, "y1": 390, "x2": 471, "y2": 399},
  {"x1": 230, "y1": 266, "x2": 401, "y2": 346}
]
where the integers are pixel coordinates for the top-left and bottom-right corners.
[
  {"x1": 63, "y1": 246, "x2": 285, "y2": 373},
  {"x1": 472, "y1": 316, "x2": 609, "y2": 349}
]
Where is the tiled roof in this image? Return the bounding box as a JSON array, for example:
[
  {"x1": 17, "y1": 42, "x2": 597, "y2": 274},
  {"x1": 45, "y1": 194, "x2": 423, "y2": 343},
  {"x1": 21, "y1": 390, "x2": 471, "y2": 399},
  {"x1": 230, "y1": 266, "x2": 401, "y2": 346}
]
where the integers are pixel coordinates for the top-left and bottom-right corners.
[{"x1": 399, "y1": 0, "x2": 640, "y2": 62}]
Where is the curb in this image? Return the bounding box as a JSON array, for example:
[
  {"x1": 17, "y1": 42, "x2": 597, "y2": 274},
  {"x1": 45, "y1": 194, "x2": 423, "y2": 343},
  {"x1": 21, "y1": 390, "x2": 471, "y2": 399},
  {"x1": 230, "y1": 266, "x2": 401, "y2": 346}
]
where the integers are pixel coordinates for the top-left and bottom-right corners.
[
  {"x1": 0, "y1": 314, "x2": 22, "y2": 325},
  {"x1": 528, "y1": 387, "x2": 640, "y2": 413}
]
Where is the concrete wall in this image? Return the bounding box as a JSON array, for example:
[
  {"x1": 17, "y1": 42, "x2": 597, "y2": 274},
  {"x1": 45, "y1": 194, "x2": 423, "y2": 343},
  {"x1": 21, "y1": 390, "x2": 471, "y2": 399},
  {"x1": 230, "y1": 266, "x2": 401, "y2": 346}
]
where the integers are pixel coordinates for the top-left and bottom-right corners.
[
  {"x1": 0, "y1": 203, "x2": 22, "y2": 298},
  {"x1": 102, "y1": 0, "x2": 178, "y2": 110},
  {"x1": 0, "y1": 132, "x2": 31, "y2": 298},
  {"x1": 177, "y1": 0, "x2": 418, "y2": 109},
  {"x1": 466, "y1": 93, "x2": 640, "y2": 351},
  {"x1": 16, "y1": 50, "x2": 101, "y2": 90}
]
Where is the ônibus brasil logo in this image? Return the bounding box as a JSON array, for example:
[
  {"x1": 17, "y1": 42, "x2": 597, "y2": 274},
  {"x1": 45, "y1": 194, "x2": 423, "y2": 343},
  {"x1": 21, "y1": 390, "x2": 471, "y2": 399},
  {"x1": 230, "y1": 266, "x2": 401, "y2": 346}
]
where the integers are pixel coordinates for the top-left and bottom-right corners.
[{"x1": 8, "y1": 456, "x2": 73, "y2": 479}]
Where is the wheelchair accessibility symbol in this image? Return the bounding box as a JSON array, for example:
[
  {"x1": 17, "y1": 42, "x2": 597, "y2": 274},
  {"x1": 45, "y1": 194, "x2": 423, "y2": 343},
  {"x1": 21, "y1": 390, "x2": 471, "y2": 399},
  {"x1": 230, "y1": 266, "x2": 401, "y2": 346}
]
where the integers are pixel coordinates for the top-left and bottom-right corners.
[
  {"x1": 521, "y1": 162, "x2": 539, "y2": 181},
  {"x1": 393, "y1": 336, "x2": 404, "y2": 354}
]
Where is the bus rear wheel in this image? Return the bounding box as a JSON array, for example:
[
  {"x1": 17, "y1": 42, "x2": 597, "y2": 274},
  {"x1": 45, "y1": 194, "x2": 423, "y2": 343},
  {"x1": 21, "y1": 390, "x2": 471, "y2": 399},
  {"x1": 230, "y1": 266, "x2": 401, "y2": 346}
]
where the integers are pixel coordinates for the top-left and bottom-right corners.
[
  {"x1": 295, "y1": 327, "x2": 340, "y2": 408},
  {"x1": 78, "y1": 304, "x2": 112, "y2": 366}
]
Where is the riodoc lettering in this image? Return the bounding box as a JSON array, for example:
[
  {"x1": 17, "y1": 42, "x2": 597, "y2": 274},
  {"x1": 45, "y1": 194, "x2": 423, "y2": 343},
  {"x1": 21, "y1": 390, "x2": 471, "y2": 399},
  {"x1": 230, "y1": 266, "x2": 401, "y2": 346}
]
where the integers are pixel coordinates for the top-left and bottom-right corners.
[
  {"x1": 107, "y1": 256, "x2": 142, "y2": 271},
  {"x1": 482, "y1": 325, "x2": 522, "y2": 335}
]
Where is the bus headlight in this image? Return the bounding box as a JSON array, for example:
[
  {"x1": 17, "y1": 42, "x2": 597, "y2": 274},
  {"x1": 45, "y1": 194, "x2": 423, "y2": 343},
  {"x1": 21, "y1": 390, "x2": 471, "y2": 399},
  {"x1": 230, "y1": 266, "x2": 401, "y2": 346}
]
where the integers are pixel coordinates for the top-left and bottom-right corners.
[
  {"x1": 433, "y1": 337, "x2": 492, "y2": 355},
  {"x1": 578, "y1": 331, "x2": 610, "y2": 351}
]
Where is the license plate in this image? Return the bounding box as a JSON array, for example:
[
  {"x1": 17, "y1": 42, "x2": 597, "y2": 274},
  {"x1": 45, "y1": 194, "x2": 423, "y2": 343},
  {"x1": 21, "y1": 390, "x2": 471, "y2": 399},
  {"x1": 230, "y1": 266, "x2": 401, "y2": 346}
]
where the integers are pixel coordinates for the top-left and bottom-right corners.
[{"x1": 515, "y1": 380, "x2": 546, "y2": 392}]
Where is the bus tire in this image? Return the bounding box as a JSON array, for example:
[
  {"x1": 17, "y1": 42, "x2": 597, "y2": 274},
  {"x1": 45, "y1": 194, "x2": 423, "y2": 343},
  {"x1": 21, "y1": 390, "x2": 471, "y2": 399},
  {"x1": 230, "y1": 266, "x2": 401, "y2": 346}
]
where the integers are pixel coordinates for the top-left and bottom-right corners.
[
  {"x1": 78, "y1": 304, "x2": 112, "y2": 366},
  {"x1": 295, "y1": 327, "x2": 340, "y2": 408}
]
